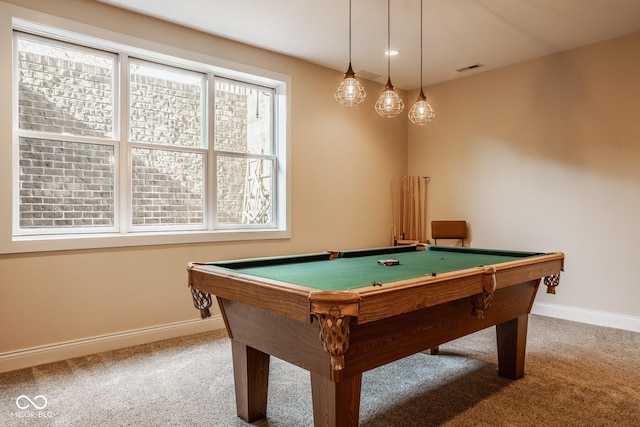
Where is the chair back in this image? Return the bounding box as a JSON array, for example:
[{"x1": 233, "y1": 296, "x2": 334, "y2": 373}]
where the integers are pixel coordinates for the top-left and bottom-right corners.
[{"x1": 431, "y1": 221, "x2": 468, "y2": 246}]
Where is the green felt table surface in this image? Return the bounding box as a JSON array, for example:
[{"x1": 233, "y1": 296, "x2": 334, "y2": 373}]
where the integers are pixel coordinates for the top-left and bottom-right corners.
[{"x1": 206, "y1": 246, "x2": 543, "y2": 292}]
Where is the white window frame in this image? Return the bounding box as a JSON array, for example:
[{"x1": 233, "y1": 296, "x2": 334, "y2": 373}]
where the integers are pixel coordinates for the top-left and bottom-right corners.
[
  {"x1": 0, "y1": 6, "x2": 290, "y2": 254},
  {"x1": 212, "y1": 77, "x2": 278, "y2": 230},
  {"x1": 126, "y1": 57, "x2": 210, "y2": 233},
  {"x1": 13, "y1": 31, "x2": 121, "y2": 237}
]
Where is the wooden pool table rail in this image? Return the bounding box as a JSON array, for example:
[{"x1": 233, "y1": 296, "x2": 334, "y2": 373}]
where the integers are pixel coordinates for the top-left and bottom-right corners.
[{"x1": 188, "y1": 251, "x2": 564, "y2": 325}]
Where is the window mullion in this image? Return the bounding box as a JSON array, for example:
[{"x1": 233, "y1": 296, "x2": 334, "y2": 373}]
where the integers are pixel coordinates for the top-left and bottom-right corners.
[
  {"x1": 119, "y1": 53, "x2": 130, "y2": 234},
  {"x1": 208, "y1": 73, "x2": 217, "y2": 229}
]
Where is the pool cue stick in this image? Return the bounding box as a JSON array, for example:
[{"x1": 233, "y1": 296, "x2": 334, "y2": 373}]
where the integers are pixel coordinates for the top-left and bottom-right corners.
[
  {"x1": 390, "y1": 180, "x2": 396, "y2": 245},
  {"x1": 407, "y1": 176, "x2": 412, "y2": 239},
  {"x1": 410, "y1": 176, "x2": 416, "y2": 240},
  {"x1": 405, "y1": 177, "x2": 411, "y2": 239},
  {"x1": 409, "y1": 176, "x2": 416, "y2": 239},
  {"x1": 417, "y1": 176, "x2": 422, "y2": 242},
  {"x1": 417, "y1": 176, "x2": 421, "y2": 242},
  {"x1": 398, "y1": 177, "x2": 402, "y2": 240},
  {"x1": 423, "y1": 177, "x2": 428, "y2": 243},
  {"x1": 416, "y1": 176, "x2": 420, "y2": 240},
  {"x1": 400, "y1": 176, "x2": 405, "y2": 239},
  {"x1": 411, "y1": 177, "x2": 416, "y2": 240},
  {"x1": 405, "y1": 176, "x2": 409, "y2": 239},
  {"x1": 415, "y1": 176, "x2": 419, "y2": 239},
  {"x1": 407, "y1": 176, "x2": 413, "y2": 239}
]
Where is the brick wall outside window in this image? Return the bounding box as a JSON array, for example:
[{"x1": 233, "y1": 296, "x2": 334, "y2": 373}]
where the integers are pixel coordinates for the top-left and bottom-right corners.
[
  {"x1": 18, "y1": 138, "x2": 114, "y2": 228},
  {"x1": 15, "y1": 33, "x2": 276, "y2": 233},
  {"x1": 17, "y1": 41, "x2": 116, "y2": 229}
]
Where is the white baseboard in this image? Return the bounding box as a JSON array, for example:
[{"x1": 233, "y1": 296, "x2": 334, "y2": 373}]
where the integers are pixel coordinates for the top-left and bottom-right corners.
[
  {"x1": 532, "y1": 302, "x2": 640, "y2": 333},
  {"x1": 0, "y1": 316, "x2": 225, "y2": 373}
]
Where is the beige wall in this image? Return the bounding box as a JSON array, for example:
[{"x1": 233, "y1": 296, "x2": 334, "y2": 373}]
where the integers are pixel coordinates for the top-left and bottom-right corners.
[
  {"x1": 409, "y1": 32, "x2": 640, "y2": 321},
  {"x1": 0, "y1": 0, "x2": 407, "y2": 356}
]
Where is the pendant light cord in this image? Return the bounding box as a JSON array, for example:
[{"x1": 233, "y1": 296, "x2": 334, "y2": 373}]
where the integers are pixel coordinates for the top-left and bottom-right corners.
[
  {"x1": 420, "y1": 0, "x2": 423, "y2": 88},
  {"x1": 387, "y1": 0, "x2": 390, "y2": 78},
  {"x1": 349, "y1": 0, "x2": 352, "y2": 62}
]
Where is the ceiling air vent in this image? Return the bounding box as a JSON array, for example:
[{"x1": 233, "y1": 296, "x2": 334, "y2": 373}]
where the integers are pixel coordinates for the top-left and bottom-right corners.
[{"x1": 456, "y1": 63, "x2": 484, "y2": 73}]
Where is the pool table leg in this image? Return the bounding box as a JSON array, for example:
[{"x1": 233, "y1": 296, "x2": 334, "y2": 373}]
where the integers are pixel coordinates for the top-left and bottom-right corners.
[
  {"x1": 310, "y1": 372, "x2": 362, "y2": 427},
  {"x1": 231, "y1": 339, "x2": 270, "y2": 422},
  {"x1": 496, "y1": 314, "x2": 528, "y2": 380}
]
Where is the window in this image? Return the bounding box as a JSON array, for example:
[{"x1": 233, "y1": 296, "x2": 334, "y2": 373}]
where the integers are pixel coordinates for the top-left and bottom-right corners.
[
  {"x1": 214, "y1": 79, "x2": 275, "y2": 227},
  {"x1": 6, "y1": 18, "x2": 289, "y2": 253},
  {"x1": 16, "y1": 35, "x2": 117, "y2": 234},
  {"x1": 128, "y1": 60, "x2": 206, "y2": 229}
]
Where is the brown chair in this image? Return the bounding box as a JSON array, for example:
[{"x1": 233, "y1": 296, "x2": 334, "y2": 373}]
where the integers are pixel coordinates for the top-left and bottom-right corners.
[{"x1": 431, "y1": 220, "x2": 468, "y2": 247}]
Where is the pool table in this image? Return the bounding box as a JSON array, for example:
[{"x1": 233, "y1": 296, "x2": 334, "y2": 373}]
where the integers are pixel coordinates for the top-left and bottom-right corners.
[{"x1": 187, "y1": 245, "x2": 564, "y2": 427}]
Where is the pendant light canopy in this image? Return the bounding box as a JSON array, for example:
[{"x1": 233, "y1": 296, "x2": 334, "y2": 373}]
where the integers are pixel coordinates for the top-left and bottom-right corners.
[
  {"x1": 375, "y1": 0, "x2": 404, "y2": 118},
  {"x1": 335, "y1": 0, "x2": 366, "y2": 107},
  {"x1": 409, "y1": 0, "x2": 435, "y2": 125}
]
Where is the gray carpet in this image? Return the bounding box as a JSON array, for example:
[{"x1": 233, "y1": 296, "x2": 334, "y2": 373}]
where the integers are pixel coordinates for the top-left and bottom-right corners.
[{"x1": 2, "y1": 315, "x2": 639, "y2": 426}]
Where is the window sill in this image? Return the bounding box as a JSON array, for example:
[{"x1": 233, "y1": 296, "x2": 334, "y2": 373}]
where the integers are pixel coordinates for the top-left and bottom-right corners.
[{"x1": 2, "y1": 228, "x2": 291, "y2": 254}]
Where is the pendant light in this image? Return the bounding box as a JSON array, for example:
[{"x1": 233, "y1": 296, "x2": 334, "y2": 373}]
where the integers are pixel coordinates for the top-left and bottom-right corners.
[
  {"x1": 375, "y1": 0, "x2": 404, "y2": 118},
  {"x1": 408, "y1": 0, "x2": 435, "y2": 125},
  {"x1": 335, "y1": 0, "x2": 366, "y2": 107}
]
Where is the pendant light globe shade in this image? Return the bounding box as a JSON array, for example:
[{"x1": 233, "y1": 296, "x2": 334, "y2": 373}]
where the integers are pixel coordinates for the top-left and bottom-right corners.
[
  {"x1": 409, "y1": 89, "x2": 435, "y2": 125},
  {"x1": 335, "y1": 63, "x2": 366, "y2": 107},
  {"x1": 375, "y1": 77, "x2": 404, "y2": 118}
]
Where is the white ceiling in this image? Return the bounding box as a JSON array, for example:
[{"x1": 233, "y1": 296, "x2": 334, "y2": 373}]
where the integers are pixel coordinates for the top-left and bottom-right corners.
[{"x1": 97, "y1": 0, "x2": 640, "y2": 90}]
